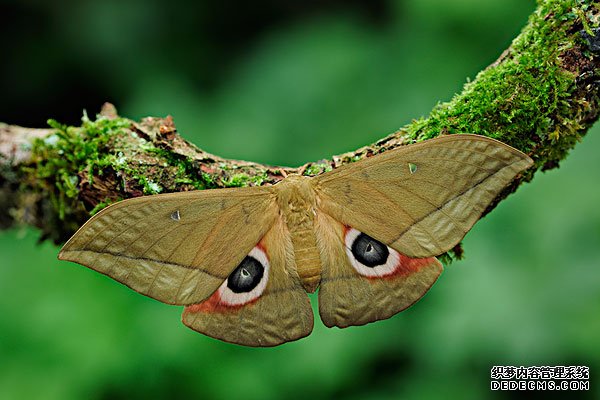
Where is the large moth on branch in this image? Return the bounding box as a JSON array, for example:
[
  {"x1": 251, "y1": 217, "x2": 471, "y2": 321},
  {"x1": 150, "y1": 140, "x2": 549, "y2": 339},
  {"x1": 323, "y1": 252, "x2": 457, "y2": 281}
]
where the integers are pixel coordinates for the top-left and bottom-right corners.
[{"x1": 59, "y1": 134, "x2": 532, "y2": 346}]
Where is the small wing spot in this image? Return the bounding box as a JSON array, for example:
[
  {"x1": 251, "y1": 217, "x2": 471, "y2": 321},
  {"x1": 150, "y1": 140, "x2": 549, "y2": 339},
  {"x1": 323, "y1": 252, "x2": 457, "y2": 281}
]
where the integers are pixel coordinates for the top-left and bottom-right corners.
[
  {"x1": 171, "y1": 210, "x2": 181, "y2": 221},
  {"x1": 408, "y1": 163, "x2": 417, "y2": 174}
]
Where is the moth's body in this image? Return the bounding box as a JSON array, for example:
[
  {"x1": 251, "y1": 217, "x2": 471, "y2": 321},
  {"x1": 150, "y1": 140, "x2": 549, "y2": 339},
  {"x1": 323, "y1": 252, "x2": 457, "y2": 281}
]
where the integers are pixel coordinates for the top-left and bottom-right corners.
[
  {"x1": 275, "y1": 175, "x2": 321, "y2": 292},
  {"x1": 58, "y1": 134, "x2": 533, "y2": 347}
]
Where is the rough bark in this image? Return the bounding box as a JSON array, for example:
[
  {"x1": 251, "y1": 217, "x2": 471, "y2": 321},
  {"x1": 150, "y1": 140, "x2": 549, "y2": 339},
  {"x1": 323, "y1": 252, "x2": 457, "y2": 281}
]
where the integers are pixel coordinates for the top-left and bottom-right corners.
[{"x1": 1, "y1": 0, "x2": 599, "y2": 260}]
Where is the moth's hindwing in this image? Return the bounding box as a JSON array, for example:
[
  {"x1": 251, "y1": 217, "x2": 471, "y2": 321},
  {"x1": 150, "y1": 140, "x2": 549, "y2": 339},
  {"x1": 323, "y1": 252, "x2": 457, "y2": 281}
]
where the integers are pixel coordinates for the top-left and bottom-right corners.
[
  {"x1": 315, "y1": 213, "x2": 442, "y2": 328},
  {"x1": 182, "y1": 218, "x2": 314, "y2": 346}
]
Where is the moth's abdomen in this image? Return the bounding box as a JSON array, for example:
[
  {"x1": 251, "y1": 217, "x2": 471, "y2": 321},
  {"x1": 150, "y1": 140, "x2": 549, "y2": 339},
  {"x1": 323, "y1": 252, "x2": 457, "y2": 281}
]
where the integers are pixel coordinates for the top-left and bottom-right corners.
[
  {"x1": 274, "y1": 174, "x2": 322, "y2": 293},
  {"x1": 290, "y1": 228, "x2": 321, "y2": 293}
]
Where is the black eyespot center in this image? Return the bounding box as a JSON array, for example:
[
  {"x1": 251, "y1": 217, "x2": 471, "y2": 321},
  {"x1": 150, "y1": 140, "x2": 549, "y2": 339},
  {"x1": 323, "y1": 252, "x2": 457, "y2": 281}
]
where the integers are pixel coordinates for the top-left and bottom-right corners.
[
  {"x1": 351, "y1": 233, "x2": 389, "y2": 267},
  {"x1": 227, "y1": 256, "x2": 264, "y2": 293}
]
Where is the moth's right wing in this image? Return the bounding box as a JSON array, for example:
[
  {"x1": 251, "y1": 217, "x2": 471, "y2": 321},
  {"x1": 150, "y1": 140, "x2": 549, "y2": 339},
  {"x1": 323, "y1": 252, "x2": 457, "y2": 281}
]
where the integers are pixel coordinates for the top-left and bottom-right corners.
[
  {"x1": 315, "y1": 213, "x2": 442, "y2": 328},
  {"x1": 313, "y1": 134, "x2": 531, "y2": 328},
  {"x1": 314, "y1": 134, "x2": 533, "y2": 258}
]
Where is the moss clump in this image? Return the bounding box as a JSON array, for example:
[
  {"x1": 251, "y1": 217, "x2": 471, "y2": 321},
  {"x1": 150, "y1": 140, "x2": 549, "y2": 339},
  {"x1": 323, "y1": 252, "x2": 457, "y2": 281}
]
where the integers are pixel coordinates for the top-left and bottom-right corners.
[
  {"x1": 29, "y1": 113, "x2": 133, "y2": 219},
  {"x1": 401, "y1": 0, "x2": 599, "y2": 263},
  {"x1": 29, "y1": 112, "x2": 225, "y2": 220},
  {"x1": 27, "y1": 110, "x2": 278, "y2": 238},
  {"x1": 303, "y1": 163, "x2": 333, "y2": 176},
  {"x1": 145, "y1": 146, "x2": 217, "y2": 191},
  {"x1": 406, "y1": 0, "x2": 593, "y2": 167},
  {"x1": 222, "y1": 171, "x2": 268, "y2": 187}
]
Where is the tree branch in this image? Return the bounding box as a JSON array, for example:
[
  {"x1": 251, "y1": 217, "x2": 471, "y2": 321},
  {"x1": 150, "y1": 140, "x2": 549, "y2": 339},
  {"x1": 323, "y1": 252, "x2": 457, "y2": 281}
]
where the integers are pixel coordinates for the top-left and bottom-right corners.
[{"x1": 1, "y1": 0, "x2": 599, "y2": 259}]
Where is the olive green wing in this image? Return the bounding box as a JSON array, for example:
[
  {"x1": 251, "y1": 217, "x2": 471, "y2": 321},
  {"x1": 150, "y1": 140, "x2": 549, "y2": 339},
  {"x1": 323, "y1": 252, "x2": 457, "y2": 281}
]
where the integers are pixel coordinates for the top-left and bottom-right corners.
[
  {"x1": 315, "y1": 213, "x2": 442, "y2": 328},
  {"x1": 182, "y1": 218, "x2": 314, "y2": 347},
  {"x1": 58, "y1": 187, "x2": 279, "y2": 305},
  {"x1": 314, "y1": 134, "x2": 530, "y2": 328},
  {"x1": 314, "y1": 134, "x2": 533, "y2": 258}
]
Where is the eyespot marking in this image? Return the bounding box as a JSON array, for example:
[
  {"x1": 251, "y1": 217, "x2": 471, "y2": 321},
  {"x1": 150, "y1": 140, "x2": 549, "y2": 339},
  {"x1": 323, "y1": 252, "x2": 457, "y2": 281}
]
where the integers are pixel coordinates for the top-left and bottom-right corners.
[
  {"x1": 216, "y1": 246, "x2": 270, "y2": 306},
  {"x1": 408, "y1": 163, "x2": 417, "y2": 174},
  {"x1": 227, "y1": 256, "x2": 265, "y2": 294},
  {"x1": 344, "y1": 228, "x2": 400, "y2": 278},
  {"x1": 171, "y1": 210, "x2": 181, "y2": 221},
  {"x1": 351, "y1": 233, "x2": 389, "y2": 267}
]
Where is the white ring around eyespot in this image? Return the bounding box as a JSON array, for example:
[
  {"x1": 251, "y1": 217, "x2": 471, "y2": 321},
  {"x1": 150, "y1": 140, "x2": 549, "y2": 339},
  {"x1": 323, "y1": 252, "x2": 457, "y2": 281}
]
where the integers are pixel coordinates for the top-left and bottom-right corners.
[
  {"x1": 344, "y1": 228, "x2": 400, "y2": 278},
  {"x1": 217, "y1": 246, "x2": 270, "y2": 306}
]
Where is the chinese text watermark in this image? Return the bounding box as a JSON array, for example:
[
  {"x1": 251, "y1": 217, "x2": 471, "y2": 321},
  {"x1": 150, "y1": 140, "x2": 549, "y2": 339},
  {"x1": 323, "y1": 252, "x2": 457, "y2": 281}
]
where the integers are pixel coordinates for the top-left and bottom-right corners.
[{"x1": 491, "y1": 366, "x2": 589, "y2": 391}]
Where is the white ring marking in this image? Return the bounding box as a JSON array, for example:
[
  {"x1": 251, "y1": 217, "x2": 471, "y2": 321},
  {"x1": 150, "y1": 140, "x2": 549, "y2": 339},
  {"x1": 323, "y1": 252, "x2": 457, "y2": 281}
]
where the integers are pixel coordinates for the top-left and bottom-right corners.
[
  {"x1": 217, "y1": 246, "x2": 270, "y2": 306},
  {"x1": 345, "y1": 228, "x2": 400, "y2": 278}
]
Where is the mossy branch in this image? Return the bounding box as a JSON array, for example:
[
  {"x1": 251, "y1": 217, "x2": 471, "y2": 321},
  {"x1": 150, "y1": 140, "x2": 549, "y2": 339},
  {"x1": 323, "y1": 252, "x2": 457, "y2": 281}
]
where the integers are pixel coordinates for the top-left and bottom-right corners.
[{"x1": 1, "y1": 0, "x2": 599, "y2": 260}]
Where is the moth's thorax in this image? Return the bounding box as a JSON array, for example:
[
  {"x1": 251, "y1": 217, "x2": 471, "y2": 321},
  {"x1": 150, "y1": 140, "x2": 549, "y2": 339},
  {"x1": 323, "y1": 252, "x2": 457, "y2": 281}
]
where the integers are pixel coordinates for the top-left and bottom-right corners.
[
  {"x1": 275, "y1": 174, "x2": 321, "y2": 293},
  {"x1": 275, "y1": 174, "x2": 317, "y2": 227}
]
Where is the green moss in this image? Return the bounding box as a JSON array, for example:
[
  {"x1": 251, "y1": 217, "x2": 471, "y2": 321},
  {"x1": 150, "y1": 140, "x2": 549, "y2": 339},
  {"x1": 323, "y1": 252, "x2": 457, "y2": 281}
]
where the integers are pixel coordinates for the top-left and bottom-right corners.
[
  {"x1": 30, "y1": 113, "x2": 132, "y2": 219},
  {"x1": 89, "y1": 200, "x2": 114, "y2": 216},
  {"x1": 200, "y1": 172, "x2": 216, "y2": 187},
  {"x1": 251, "y1": 171, "x2": 268, "y2": 186},
  {"x1": 437, "y1": 253, "x2": 454, "y2": 266},
  {"x1": 222, "y1": 171, "x2": 268, "y2": 187},
  {"x1": 30, "y1": 111, "x2": 227, "y2": 220},
  {"x1": 144, "y1": 142, "x2": 225, "y2": 190},
  {"x1": 401, "y1": 0, "x2": 599, "y2": 263},
  {"x1": 138, "y1": 176, "x2": 162, "y2": 194},
  {"x1": 406, "y1": 0, "x2": 588, "y2": 165},
  {"x1": 222, "y1": 173, "x2": 249, "y2": 187},
  {"x1": 303, "y1": 163, "x2": 333, "y2": 176}
]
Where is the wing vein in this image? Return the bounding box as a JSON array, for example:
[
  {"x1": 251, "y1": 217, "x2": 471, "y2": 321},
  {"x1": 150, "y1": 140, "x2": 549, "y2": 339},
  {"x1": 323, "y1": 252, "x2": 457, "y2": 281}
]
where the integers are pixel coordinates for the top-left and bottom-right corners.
[
  {"x1": 64, "y1": 249, "x2": 228, "y2": 279},
  {"x1": 391, "y1": 163, "x2": 512, "y2": 244}
]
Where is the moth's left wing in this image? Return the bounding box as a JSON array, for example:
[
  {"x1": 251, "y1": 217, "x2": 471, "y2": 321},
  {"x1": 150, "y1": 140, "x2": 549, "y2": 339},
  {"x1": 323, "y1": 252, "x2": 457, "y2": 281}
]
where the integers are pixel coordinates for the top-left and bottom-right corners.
[
  {"x1": 58, "y1": 187, "x2": 279, "y2": 305},
  {"x1": 182, "y1": 217, "x2": 314, "y2": 346},
  {"x1": 60, "y1": 187, "x2": 313, "y2": 347}
]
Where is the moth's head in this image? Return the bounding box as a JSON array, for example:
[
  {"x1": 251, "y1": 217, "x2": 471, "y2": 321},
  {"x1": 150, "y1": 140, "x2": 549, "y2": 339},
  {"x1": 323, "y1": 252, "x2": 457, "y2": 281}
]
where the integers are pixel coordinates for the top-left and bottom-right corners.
[{"x1": 275, "y1": 174, "x2": 316, "y2": 208}]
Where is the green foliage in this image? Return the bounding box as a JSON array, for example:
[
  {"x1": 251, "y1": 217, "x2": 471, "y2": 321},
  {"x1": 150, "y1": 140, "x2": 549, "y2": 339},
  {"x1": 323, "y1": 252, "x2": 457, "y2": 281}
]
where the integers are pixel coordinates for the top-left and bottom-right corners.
[
  {"x1": 144, "y1": 146, "x2": 217, "y2": 191},
  {"x1": 222, "y1": 172, "x2": 250, "y2": 187}
]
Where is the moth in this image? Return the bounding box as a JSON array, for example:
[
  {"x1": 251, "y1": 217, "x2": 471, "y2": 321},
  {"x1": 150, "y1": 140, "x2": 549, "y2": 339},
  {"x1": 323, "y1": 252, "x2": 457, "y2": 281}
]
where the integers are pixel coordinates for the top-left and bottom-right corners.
[{"x1": 59, "y1": 134, "x2": 532, "y2": 346}]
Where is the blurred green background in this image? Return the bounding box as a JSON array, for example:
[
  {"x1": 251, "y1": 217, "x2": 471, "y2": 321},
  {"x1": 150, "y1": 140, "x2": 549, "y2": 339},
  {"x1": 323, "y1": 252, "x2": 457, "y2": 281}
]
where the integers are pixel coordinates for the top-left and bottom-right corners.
[{"x1": 1, "y1": 0, "x2": 599, "y2": 399}]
